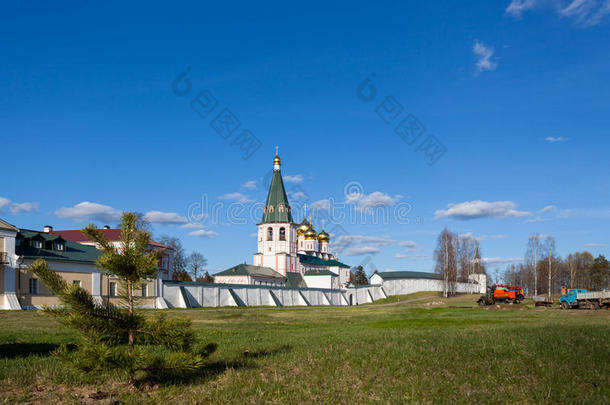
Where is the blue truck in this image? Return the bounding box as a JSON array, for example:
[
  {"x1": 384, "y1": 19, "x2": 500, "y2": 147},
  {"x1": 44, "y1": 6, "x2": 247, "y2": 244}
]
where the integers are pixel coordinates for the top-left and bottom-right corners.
[{"x1": 560, "y1": 289, "x2": 610, "y2": 310}]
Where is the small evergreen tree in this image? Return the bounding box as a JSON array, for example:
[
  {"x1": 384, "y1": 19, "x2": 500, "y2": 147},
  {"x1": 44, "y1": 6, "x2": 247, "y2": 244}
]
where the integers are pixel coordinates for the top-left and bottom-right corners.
[
  {"x1": 29, "y1": 212, "x2": 214, "y2": 384},
  {"x1": 351, "y1": 266, "x2": 369, "y2": 285},
  {"x1": 199, "y1": 271, "x2": 215, "y2": 283}
]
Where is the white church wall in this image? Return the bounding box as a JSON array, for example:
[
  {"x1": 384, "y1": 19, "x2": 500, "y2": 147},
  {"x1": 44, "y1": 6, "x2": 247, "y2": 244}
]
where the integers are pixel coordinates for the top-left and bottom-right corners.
[{"x1": 302, "y1": 275, "x2": 335, "y2": 289}]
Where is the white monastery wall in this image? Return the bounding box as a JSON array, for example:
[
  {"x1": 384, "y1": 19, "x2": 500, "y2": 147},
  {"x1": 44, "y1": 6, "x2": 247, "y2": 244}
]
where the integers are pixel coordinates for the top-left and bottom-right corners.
[{"x1": 161, "y1": 274, "x2": 486, "y2": 308}]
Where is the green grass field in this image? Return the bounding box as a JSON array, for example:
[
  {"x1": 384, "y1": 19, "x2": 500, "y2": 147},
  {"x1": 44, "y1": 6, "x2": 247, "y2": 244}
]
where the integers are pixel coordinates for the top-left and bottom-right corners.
[{"x1": 1, "y1": 293, "x2": 608, "y2": 404}]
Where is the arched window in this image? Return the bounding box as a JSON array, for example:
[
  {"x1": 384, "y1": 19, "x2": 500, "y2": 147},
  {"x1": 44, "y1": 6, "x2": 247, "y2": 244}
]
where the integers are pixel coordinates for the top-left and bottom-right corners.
[
  {"x1": 268, "y1": 205, "x2": 274, "y2": 213},
  {"x1": 278, "y1": 205, "x2": 284, "y2": 213},
  {"x1": 267, "y1": 227, "x2": 273, "y2": 241},
  {"x1": 279, "y1": 227, "x2": 286, "y2": 241}
]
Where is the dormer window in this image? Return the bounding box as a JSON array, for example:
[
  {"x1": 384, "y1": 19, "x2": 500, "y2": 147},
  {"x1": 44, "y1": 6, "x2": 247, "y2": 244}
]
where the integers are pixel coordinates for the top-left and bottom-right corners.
[
  {"x1": 279, "y1": 205, "x2": 284, "y2": 213},
  {"x1": 54, "y1": 242, "x2": 65, "y2": 251},
  {"x1": 32, "y1": 240, "x2": 43, "y2": 249},
  {"x1": 268, "y1": 205, "x2": 274, "y2": 213}
]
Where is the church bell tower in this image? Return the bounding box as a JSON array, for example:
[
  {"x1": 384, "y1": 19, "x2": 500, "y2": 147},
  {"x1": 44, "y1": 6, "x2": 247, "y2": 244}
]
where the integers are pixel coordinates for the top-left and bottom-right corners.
[{"x1": 253, "y1": 148, "x2": 298, "y2": 275}]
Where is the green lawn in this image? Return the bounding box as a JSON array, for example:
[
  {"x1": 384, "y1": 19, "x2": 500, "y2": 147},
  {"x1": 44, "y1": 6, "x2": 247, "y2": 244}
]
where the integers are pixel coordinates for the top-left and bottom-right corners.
[{"x1": 1, "y1": 294, "x2": 608, "y2": 404}]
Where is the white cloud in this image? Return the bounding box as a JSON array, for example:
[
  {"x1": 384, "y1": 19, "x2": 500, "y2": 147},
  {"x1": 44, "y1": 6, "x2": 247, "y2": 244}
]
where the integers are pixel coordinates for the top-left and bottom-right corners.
[
  {"x1": 242, "y1": 180, "x2": 257, "y2": 190},
  {"x1": 218, "y1": 192, "x2": 253, "y2": 204},
  {"x1": 523, "y1": 216, "x2": 553, "y2": 223},
  {"x1": 344, "y1": 246, "x2": 381, "y2": 256},
  {"x1": 545, "y1": 136, "x2": 569, "y2": 142},
  {"x1": 506, "y1": 0, "x2": 540, "y2": 18},
  {"x1": 346, "y1": 191, "x2": 399, "y2": 212},
  {"x1": 179, "y1": 222, "x2": 205, "y2": 229},
  {"x1": 434, "y1": 200, "x2": 531, "y2": 220},
  {"x1": 482, "y1": 234, "x2": 505, "y2": 240},
  {"x1": 0, "y1": 197, "x2": 10, "y2": 211},
  {"x1": 398, "y1": 240, "x2": 418, "y2": 249},
  {"x1": 283, "y1": 174, "x2": 304, "y2": 183},
  {"x1": 311, "y1": 199, "x2": 331, "y2": 211},
  {"x1": 0, "y1": 197, "x2": 40, "y2": 215},
  {"x1": 288, "y1": 190, "x2": 307, "y2": 201},
  {"x1": 391, "y1": 253, "x2": 429, "y2": 261},
  {"x1": 9, "y1": 202, "x2": 39, "y2": 214},
  {"x1": 506, "y1": 0, "x2": 610, "y2": 26},
  {"x1": 560, "y1": 0, "x2": 610, "y2": 26},
  {"x1": 473, "y1": 40, "x2": 497, "y2": 74},
  {"x1": 460, "y1": 232, "x2": 505, "y2": 241},
  {"x1": 333, "y1": 235, "x2": 394, "y2": 256},
  {"x1": 539, "y1": 205, "x2": 557, "y2": 213},
  {"x1": 55, "y1": 201, "x2": 121, "y2": 223},
  {"x1": 482, "y1": 257, "x2": 524, "y2": 265},
  {"x1": 188, "y1": 229, "x2": 218, "y2": 238},
  {"x1": 143, "y1": 211, "x2": 188, "y2": 225}
]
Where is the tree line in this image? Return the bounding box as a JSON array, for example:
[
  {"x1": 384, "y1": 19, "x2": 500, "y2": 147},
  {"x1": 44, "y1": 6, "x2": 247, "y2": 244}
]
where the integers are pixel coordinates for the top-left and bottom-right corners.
[
  {"x1": 433, "y1": 228, "x2": 487, "y2": 297},
  {"x1": 502, "y1": 233, "x2": 608, "y2": 296}
]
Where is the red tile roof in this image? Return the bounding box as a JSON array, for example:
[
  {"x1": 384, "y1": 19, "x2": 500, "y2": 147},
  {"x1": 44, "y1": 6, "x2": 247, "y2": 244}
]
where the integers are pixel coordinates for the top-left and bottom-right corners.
[{"x1": 51, "y1": 229, "x2": 173, "y2": 250}]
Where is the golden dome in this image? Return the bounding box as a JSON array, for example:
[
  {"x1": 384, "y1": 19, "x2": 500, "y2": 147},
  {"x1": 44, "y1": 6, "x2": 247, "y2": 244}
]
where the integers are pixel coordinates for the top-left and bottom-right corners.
[
  {"x1": 273, "y1": 154, "x2": 281, "y2": 166},
  {"x1": 317, "y1": 229, "x2": 329, "y2": 242},
  {"x1": 304, "y1": 227, "x2": 317, "y2": 239},
  {"x1": 297, "y1": 219, "x2": 310, "y2": 236}
]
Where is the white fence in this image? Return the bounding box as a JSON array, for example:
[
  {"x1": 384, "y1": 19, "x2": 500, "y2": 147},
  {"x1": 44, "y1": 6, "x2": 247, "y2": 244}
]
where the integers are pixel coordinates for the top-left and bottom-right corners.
[{"x1": 162, "y1": 281, "x2": 392, "y2": 308}]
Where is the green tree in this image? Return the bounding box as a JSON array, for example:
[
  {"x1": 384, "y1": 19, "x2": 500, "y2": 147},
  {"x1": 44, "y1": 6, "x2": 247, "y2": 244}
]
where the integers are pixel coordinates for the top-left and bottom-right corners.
[
  {"x1": 29, "y1": 212, "x2": 213, "y2": 384},
  {"x1": 351, "y1": 266, "x2": 368, "y2": 285},
  {"x1": 199, "y1": 271, "x2": 215, "y2": 283},
  {"x1": 590, "y1": 255, "x2": 609, "y2": 290}
]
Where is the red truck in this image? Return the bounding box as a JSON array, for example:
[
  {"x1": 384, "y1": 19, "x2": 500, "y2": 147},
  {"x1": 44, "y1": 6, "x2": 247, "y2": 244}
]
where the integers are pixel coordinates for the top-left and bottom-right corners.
[{"x1": 478, "y1": 284, "x2": 525, "y2": 305}]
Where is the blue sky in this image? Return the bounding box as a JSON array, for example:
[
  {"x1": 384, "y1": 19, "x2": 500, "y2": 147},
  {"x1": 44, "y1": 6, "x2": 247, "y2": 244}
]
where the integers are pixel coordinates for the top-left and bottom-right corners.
[{"x1": 1, "y1": 1, "x2": 609, "y2": 275}]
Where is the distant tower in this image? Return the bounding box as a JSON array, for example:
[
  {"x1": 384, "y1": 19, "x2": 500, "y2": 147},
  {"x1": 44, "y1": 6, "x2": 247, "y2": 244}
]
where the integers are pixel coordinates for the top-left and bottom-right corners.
[
  {"x1": 317, "y1": 221, "x2": 330, "y2": 257},
  {"x1": 303, "y1": 217, "x2": 317, "y2": 253},
  {"x1": 296, "y1": 204, "x2": 311, "y2": 254},
  {"x1": 253, "y1": 148, "x2": 298, "y2": 275}
]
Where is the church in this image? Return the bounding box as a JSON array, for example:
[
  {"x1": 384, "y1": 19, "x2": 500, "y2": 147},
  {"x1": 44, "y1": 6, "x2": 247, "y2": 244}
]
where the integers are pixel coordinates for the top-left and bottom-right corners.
[{"x1": 213, "y1": 150, "x2": 351, "y2": 289}]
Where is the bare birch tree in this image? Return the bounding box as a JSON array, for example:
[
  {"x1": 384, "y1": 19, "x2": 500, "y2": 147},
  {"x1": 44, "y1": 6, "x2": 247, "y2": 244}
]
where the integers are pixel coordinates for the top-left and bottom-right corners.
[
  {"x1": 544, "y1": 236, "x2": 556, "y2": 299},
  {"x1": 434, "y1": 228, "x2": 458, "y2": 297},
  {"x1": 526, "y1": 234, "x2": 542, "y2": 296}
]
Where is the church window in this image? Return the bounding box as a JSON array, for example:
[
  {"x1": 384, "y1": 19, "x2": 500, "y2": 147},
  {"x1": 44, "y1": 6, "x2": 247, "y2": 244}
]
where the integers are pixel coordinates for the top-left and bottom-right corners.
[
  {"x1": 279, "y1": 227, "x2": 286, "y2": 241},
  {"x1": 279, "y1": 205, "x2": 284, "y2": 213},
  {"x1": 29, "y1": 278, "x2": 38, "y2": 295},
  {"x1": 267, "y1": 227, "x2": 273, "y2": 241},
  {"x1": 269, "y1": 205, "x2": 274, "y2": 213}
]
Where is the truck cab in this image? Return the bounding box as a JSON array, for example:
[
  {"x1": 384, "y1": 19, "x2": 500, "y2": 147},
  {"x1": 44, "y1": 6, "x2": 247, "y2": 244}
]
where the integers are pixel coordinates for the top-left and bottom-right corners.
[{"x1": 560, "y1": 288, "x2": 588, "y2": 308}]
